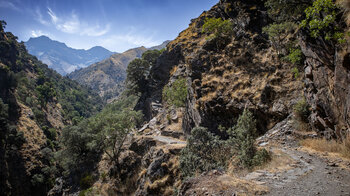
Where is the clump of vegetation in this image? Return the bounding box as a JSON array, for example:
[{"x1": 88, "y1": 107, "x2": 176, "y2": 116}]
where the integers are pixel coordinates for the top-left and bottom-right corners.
[
  {"x1": 291, "y1": 67, "x2": 300, "y2": 79},
  {"x1": 293, "y1": 98, "x2": 311, "y2": 131},
  {"x1": 293, "y1": 98, "x2": 310, "y2": 123},
  {"x1": 80, "y1": 174, "x2": 94, "y2": 189},
  {"x1": 180, "y1": 109, "x2": 270, "y2": 178},
  {"x1": 56, "y1": 95, "x2": 142, "y2": 177},
  {"x1": 162, "y1": 78, "x2": 188, "y2": 107},
  {"x1": 300, "y1": 0, "x2": 347, "y2": 44},
  {"x1": 227, "y1": 109, "x2": 270, "y2": 168},
  {"x1": 126, "y1": 49, "x2": 162, "y2": 95},
  {"x1": 286, "y1": 48, "x2": 303, "y2": 65},
  {"x1": 179, "y1": 127, "x2": 230, "y2": 178},
  {"x1": 202, "y1": 17, "x2": 233, "y2": 38},
  {"x1": 265, "y1": 0, "x2": 311, "y2": 22},
  {"x1": 262, "y1": 22, "x2": 297, "y2": 54}
]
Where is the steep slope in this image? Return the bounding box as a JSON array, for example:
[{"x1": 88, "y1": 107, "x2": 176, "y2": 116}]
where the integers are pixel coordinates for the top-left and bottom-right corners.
[
  {"x1": 138, "y1": 0, "x2": 303, "y2": 136},
  {"x1": 68, "y1": 41, "x2": 169, "y2": 102},
  {"x1": 0, "y1": 21, "x2": 103, "y2": 196},
  {"x1": 61, "y1": 1, "x2": 304, "y2": 195},
  {"x1": 68, "y1": 46, "x2": 147, "y2": 102},
  {"x1": 25, "y1": 36, "x2": 114, "y2": 75}
]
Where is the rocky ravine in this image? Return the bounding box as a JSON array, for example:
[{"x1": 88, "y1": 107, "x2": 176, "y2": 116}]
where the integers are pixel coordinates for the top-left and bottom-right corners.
[{"x1": 52, "y1": 0, "x2": 350, "y2": 195}]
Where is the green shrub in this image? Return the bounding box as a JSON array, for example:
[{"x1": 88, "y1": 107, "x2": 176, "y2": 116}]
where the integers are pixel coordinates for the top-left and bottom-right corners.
[
  {"x1": 227, "y1": 109, "x2": 269, "y2": 168},
  {"x1": 262, "y1": 22, "x2": 297, "y2": 54},
  {"x1": 202, "y1": 17, "x2": 233, "y2": 38},
  {"x1": 265, "y1": 0, "x2": 311, "y2": 22},
  {"x1": 252, "y1": 148, "x2": 271, "y2": 166},
  {"x1": 291, "y1": 67, "x2": 300, "y2": 79},
  {"x1": 180, "y1": 127, "x2": 229, "y2": 178},
  {"x1": 293, "y1": 98, "x2": 310, "y2": 122},
  {"x1": 79, "y1": 188, "x2": 93, "y2": 196},
  {"x1": 287, "y1": 48, "x2": 303, "y2": 65},
  {"x1": 31, "y1": 174, "x2": 44, "y2": 186},
  {"x1": 162, "y1": 78, "x2": 188, "y2": 107},
  {"x1": 80, "y1": 174, "x2": 94, "y2": 189},
  {"x1": 301, "y1": 0, "x2": 346, "y2": 44}
]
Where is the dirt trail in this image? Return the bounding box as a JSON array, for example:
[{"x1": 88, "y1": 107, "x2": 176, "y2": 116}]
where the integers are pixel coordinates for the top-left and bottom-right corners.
[
  {"x1": 250, "y1": 117, "x2": 350, "y2": 196},
  {"x1": 248, "y1": 147, "x2": 350, "y2": 196},
  {"x1": 152, "y1": 135, "x2": 187, "y2": 145}
]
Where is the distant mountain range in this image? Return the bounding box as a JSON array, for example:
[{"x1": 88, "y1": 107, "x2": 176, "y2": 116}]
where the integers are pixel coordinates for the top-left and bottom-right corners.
[
  {"x1": 25, "y1": 36, "x2": 114, "y2": 75},
  {"x1": 69, "y1": 40, "x2": 170, "y2": 102}
]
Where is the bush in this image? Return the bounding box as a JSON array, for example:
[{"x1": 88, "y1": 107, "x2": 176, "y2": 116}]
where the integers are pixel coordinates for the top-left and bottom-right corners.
[
  {"x1": 180, "y1": 127, "x2": 229, "y2": 178},
  {"x1": 162, "y1": 78, "x2": 188, "y2": 107},
  {"x1": 227, "y1": 109, "x2": 269, "y2": 168},
  {"x1": 291, "y1": 67, "x2": 300, "y2": 79},
  {"x1": 265, "y1": 0, "x2": 311, "y2": 22},
  {"x1": 202, "y1": 17, "x2": 233, "y2": 38},
  {"x1": 80, "y1": 174, "x2": 94, "y2": 189},
  {"x1": 300, "y1": 0, "x2": 346, "y2": 44},
  {"x1": 252, "y1": 148, "x2": 271, "y2": 166},
  {"x1": 262, "y1": 22, "x2": 297, "y2": 54},
  {"x1": 31, "y1": 174, "x2": 44, "y2": 186},
  {"x1": 293, "y1": 98, "x2": 310, "y2": 122},
  {"x1": 287, "y1": 48, "x2": 303, "y2": 65}
]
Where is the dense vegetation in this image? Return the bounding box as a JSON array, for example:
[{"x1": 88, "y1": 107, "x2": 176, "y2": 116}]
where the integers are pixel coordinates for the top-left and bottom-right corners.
[
  {"x1": 162, "y1": 77, "x2": 188, "y2": 107},
  {"x1": 0, "y1": 20, "x2": 103, "y2": 195},
  {"x1": 126, "y1": 49, "x2": 162, "y2": 95},
  {"x1": 56, "y1": 95, "x2": 142, "y2": 179},
  {"x1": 180, "y1": 109, "x2": 270, "y2": 178}
]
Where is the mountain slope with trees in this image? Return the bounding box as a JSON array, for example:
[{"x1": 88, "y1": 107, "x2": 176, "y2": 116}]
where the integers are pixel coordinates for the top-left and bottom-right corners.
[
  {"x1": 0, "y1": 21, "x2": 104, "y2": 196},
  {"x1": 68, "y1": 41, "x2": 170, "y2": 102}
]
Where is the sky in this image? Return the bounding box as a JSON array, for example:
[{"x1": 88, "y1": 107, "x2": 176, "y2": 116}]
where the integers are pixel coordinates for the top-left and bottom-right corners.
[{"x1": 0, "y1": 0, "x2": 217, "y2": 52}]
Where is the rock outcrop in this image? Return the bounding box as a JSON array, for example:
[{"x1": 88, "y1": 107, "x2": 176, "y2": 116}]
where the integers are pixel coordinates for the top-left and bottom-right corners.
[
  {"x1": 300, "y1": 32, "x2": 350, "y2": 139},
  {"x1": 138, "y1": 0, "x2": 303, "y2": 137}
]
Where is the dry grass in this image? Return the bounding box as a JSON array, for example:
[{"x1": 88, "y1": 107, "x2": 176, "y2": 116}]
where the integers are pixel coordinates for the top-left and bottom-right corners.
[
  {"x1": 254, "y1": 149, "x2": 295, "y2": 173},
  {"x1": 301, "y1": 136, "x2": 350, "y2": 159}
]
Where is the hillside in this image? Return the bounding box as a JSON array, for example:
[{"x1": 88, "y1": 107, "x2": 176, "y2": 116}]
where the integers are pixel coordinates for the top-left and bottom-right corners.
[
  {"x1": 68, "y1": 41, "x2": 170, "y2": 102},
  {"x1": 0, "y1": 21, "x2": 103, "y2": 196},
  {"x1": 2, "y1": 0, "x2": 350, "y2": 195},
  {"x1": 48, "y1": 0, "x2": 350, "y2": 195},
  {"x1": 25, "y1": 36, "x2": 114, "y2": 75}
]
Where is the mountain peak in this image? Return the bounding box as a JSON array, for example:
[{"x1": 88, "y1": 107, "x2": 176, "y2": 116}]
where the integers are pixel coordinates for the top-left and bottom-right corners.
[{"x1": 25, "y1": 37, "x2": 114, "y2": 75}]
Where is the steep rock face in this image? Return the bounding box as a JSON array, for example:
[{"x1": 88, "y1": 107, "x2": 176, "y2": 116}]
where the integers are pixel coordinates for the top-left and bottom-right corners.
[
  {"x1": 300, "y1": 32, "x2": 350, "y2": 138},
  {"x1": 138, "y1": 0, "x2": 303, "y2": 136}
]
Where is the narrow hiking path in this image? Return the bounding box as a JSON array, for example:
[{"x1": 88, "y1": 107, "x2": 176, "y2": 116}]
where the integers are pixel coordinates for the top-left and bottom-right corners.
[
  {"x1": 245, "y1": 146, "x2": 350, "y2": 196},
  {"x1": 250, "y1": 116, "x2": 350, "y2": 196},
  {"x1": 152, "y1": 135, "x2": 187, "y2": 145}
]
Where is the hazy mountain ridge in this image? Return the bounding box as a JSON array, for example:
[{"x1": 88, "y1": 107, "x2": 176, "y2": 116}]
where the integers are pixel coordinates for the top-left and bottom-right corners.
[
  {"x1": 25, "y1": 36, "x2": 114, "y2": 75},
  {"x1": 68, "y1": 41, "x2": 170, "y2": 102}
]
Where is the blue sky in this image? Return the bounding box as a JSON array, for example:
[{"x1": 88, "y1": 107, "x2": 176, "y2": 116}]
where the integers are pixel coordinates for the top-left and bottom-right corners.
[{"x1": 0, "y1": 0, "x2": 217, "y2": 52}]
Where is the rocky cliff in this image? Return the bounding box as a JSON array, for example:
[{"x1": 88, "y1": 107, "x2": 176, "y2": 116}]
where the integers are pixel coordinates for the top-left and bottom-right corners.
[
  {"x1": 138, "y1": 0, "x2": 303, "y2": 136},
  {"x1": 50, "y1": 0, "x2": 350, "y2": 195},
  {"x1": 300, "y1": 27, "x2": 350, "y2": 139}
]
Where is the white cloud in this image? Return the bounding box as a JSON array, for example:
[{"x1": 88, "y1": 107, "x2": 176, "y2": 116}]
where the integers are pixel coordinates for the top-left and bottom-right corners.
[
  {"x1": 31, "y1": 30, "x2": 48, "y2": 37},
  {"x1": 99, "y1": 31, "x2": 161, "y2": 52},
  {"x1": 47, "y1": 7, "x2": 58, "y2": 24},
  {"x1": 0, "y1": 1, "x2": 20, "y2": 11},
  {"x1": 35, "y1": 7, "x2": 50, "y2": 25},
  {"x1": 45, "y1": 7, "x2": 110, "y2": 37}
]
